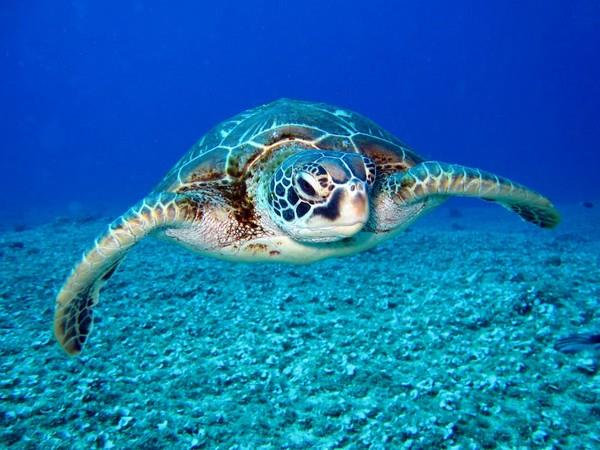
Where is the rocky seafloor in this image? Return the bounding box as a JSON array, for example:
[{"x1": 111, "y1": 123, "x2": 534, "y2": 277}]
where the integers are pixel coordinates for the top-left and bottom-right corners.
[{"x1": 1, "y1": 203, "x2": 598, "y2": 449}]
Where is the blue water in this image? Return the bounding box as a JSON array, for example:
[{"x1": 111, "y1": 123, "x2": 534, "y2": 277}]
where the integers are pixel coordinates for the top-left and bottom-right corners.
[
  {"x1": 1, "y1": 2, "x2": 600, "y2": 448},
  {"x1": 2, "y1": 1, "x2": 599, "y2": 225}
]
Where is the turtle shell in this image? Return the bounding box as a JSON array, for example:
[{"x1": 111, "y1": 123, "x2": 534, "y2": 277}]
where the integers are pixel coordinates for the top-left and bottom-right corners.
[{"x1": 154, "y1": 98, "x2": 424, "y2": 193}]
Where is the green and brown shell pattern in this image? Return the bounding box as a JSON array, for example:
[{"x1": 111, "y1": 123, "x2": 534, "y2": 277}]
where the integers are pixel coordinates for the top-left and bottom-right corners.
[{"x1": 153, "y1": 98, "x2": 424, "y2": 196}]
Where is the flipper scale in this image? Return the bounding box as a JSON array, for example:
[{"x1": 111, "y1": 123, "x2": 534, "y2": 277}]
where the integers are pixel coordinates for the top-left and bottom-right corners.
[
  {"x1": 54, "y1": 193, "x2": 199, "y2": 355},
  {"x1": 385, "y1": 161, "x2": 560, "y2": 228}
]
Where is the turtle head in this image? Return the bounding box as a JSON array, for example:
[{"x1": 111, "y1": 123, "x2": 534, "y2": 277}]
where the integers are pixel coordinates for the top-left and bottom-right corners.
[{"x1": 267, "y1": 150, "x2": 376, "y2": 242}]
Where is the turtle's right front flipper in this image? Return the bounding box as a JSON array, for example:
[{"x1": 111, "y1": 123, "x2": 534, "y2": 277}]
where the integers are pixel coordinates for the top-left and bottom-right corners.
[
  {"x1": 53, "y1": 193, "x2": 201, "y2": 355},
  {"x1": 380, "y1": 161, "x2": 560, "y2": 228}
]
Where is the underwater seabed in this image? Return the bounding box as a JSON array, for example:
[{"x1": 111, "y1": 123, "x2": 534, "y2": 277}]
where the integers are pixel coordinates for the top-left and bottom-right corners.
[{"x1": 1, "y1": 202, "x2": 598, "y2": 448}]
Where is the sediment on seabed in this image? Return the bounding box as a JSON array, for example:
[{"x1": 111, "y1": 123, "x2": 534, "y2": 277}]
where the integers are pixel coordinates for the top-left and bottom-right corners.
[{"x1": 0, "y1": 204, "x2": 598, "y2": 448}]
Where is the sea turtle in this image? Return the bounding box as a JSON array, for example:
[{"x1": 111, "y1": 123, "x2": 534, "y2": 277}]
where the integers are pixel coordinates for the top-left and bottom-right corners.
[{"x1": 54, "y1": 98, "x2": 560, "y2": 355}]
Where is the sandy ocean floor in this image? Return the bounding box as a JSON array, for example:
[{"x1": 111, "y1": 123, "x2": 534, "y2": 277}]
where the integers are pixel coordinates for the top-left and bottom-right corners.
[{"x1": 1, "y1": 203, "x2": 599, "y2": 449}]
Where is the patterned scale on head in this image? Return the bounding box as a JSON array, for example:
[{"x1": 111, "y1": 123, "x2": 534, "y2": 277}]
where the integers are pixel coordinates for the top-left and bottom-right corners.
[{"x1": 266, "y1": 150, "x2": 377, "y2": 243}]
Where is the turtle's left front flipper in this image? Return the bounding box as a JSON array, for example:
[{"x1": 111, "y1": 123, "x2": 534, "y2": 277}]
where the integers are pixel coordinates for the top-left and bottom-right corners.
[
  {"x1": 382, "y1": 161, "x2": 560, "y2": 228},
  {"x1": 54, "y1": 193, "x2": 201, "y2": 355}
]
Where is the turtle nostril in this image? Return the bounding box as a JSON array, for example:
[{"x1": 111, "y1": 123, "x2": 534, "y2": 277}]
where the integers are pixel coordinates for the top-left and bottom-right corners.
[{"x1": 349, "y1": 181, "x2": 365, "y2": 193}]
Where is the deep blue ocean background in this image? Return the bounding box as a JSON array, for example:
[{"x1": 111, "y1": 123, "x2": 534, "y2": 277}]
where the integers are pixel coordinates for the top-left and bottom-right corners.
[
  {"x1": 2, "y1": 2, "x2": 600, "y2": 448},
  {"x1": 1, "y1": 1, "x2": 599, "y2": 226}
]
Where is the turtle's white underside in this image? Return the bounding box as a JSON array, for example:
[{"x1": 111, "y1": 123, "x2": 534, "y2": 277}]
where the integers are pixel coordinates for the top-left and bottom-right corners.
[
  {"x1": 163, "y1": 205, "x2": 428, "y2": 264},
  {"x1": 164, "y1": 228, "x2": 390, "y2": 263}
]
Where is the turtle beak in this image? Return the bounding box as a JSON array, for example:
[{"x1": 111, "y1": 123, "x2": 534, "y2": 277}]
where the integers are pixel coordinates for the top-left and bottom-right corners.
[
  {"x1": 337, "y1": 181, "x2": 369, "y2": 233},
  {"x1": 305, "y1": 181, "x2": 369, "y2": 239}
]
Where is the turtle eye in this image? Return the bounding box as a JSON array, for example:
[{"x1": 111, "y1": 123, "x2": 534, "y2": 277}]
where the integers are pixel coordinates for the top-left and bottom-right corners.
[
  {"x1": 294, "y1": 172, "x2": 322, "y2": 201},
  {"x1": 297, "y1": 176, "x2": 316, "y2": 196}
]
